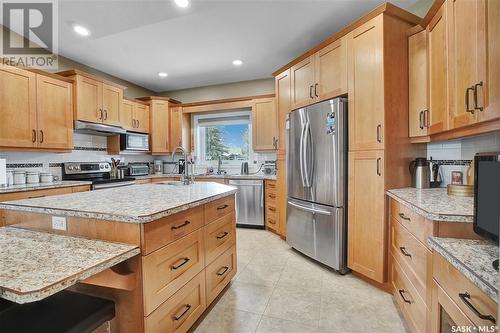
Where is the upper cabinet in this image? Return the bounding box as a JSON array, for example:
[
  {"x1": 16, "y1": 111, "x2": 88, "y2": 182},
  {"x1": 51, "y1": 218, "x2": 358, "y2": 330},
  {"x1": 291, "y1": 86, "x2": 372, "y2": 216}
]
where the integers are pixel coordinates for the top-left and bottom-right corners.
[
  {"x1": 169, "y1": 105, "x2": 182, "y2": 150},
  {"x1": 58, "y1": 70, "x2": 124, "y2": 127},
  {"x1": 290, "y1": 37, "x2": 347, "y2": 110},
  {"x1": 348, "y1": 17, "x2": 384, "y2": 151},
  {"x1": 0, "y1": 64, "x2": 73, "y2": 150},
  {"x1": 252, "y1": 97, "x2": 278, "y2": 151},
  {"x1": 121, "y1": 99, "x2": 150, "y2": 133},
  {"x1": 275, "y1": 69, "x2": 291, "y2": 153},
  {"x1": 408, "y1": 29, "x2": 428, "y2": 138}
]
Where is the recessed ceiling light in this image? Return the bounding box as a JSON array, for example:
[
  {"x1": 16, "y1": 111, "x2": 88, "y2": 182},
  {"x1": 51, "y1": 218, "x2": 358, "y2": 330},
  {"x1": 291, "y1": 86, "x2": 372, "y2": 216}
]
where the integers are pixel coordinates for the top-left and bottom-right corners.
[
  {"x1": 73, "y1": 24, "x2": 90, "y2": 37},
  {"x1": 232, "y1": 59, "x2": 243, "y2": 66},
  {"x1": 158, "y1": 72, "x2": 168, "y2": 78},
  {"x1": 174, "y1": 0, "x2": 189, "y2": 8}
]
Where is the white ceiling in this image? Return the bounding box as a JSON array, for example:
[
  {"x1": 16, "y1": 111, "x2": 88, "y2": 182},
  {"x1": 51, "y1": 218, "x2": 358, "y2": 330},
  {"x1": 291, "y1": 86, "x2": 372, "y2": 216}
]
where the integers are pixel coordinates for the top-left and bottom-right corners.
[{"x1": 53, "y1": 0, "x2": 419, "y2": 92}]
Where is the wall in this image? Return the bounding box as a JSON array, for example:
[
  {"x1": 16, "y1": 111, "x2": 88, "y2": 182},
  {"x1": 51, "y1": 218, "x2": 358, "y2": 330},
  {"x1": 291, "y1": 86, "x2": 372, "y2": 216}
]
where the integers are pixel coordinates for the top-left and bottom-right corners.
[
  {"x1": 160, "y1": 78, "x2": 275, "y2": 103},
  {"x1": 426, "y1": 132, "x2": 500, "y2": 186},
  {"x1": 406, "y1": 0, "x2": 434, "y2": 17},
  {"x1": 0, "y1": 25, "x2": 155, "y2": 98}
]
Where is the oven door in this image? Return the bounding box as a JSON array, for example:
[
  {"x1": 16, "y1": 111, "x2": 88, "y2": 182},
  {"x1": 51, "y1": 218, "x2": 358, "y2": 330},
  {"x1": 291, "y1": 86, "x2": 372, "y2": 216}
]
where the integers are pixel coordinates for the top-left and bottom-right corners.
[{"x1": 121, "y1": 133, "x2": 149, "y2": 151}]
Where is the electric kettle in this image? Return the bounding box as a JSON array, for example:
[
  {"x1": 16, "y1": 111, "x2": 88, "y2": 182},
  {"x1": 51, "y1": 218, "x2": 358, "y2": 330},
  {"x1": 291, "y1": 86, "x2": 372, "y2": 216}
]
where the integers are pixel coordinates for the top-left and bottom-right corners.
[{"x1": 409, "y1": 157, "x2": 430, "y2": 189}]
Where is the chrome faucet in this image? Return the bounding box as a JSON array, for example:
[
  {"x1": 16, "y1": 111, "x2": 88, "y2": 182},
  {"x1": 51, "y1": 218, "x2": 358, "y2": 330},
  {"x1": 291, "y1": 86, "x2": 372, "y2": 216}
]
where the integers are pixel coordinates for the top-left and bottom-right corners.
[
  {"x1": 171, "y1": 146, "x2": 192, "y2": 185},
  {"x1": 217, "y1": 156, "x2": 225, "y2": 175}
]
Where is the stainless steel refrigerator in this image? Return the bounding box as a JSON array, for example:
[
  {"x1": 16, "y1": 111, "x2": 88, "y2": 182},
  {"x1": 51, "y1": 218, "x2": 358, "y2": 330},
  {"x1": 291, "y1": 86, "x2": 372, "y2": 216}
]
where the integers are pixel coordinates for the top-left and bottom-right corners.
[{"x1": 286, "y1": 97, "x2": 348, "y2": 273}]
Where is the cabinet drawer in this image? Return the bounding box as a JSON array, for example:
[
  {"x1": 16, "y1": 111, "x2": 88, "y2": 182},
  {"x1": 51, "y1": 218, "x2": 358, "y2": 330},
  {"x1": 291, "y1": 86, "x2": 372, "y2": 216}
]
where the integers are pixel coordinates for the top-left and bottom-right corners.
[
  {"x1": 136, "y1": 178, "x2": 152, "y2": 184},
  {"x1": 71, "y1": 185, "x2": 90, "y2": 193},
  {"x1": 205, "y1": 195, "x2": 235, "y2": 225},
  {"x1": 433, "y1": 253, "x2": 497, "y2": 327},
  {"x1": 265, "y1": 180, "x2": 277, "y2": 191},
  {"x1": 266, "y1": 204, "x2": 278, "y2": 220},
  {"x1": 0, "y1": 187, "x2": 74, "y2": 202},
  {"x1": 265, "y1": 190, "x2": 277, "y2": 203},
  {"x1": 390, "y1": 199, "x2": 432, "y2": 247},
  {"x1": 143, "y1": 229, "x2": 205, "y2": 315},
  {"x1": 392, "y1": 255, "x2": 427, "y2": 333},
  {"x1": 391, "y1": 217, "x2": 432, "y2": 305},
  {"x1": 142, "y1": 206, "x2": 204, "y2": 255},
  {"x1": 204, "y1": 213, "x2": 235, "y2": 265},
  {"x1": 145, "y1": 271, "x2": 206, "y2": 333},
  {"x1": 205, "y1": 245, "x2": 237, "y2": 305},
  {"x1": 265, "y1": 216, "x2": 278, "y2": 231}
]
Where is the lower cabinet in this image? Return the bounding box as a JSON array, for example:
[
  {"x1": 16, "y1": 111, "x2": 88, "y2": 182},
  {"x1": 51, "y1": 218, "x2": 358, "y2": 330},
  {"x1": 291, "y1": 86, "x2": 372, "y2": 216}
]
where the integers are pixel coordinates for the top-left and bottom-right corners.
[
  {"x1": 205, "y1": 246, "x2": 237, "y2": 304},
  {"x1": 264, "y1": 180, "x2": 279, "y2": 233}
]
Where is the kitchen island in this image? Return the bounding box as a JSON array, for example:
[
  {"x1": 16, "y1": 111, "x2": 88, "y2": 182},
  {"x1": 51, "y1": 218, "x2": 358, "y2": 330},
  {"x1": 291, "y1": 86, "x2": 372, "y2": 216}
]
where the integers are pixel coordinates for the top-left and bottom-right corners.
[{"x1": 0, "y1": 182, "x2": 238, "y2": 333}]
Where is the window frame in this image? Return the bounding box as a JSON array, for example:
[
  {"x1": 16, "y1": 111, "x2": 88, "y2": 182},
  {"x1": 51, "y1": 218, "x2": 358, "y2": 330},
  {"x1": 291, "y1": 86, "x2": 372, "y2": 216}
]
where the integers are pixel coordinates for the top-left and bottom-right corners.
[{"x1": 193, "y1": 110, "x2": 253, "y2": 167}]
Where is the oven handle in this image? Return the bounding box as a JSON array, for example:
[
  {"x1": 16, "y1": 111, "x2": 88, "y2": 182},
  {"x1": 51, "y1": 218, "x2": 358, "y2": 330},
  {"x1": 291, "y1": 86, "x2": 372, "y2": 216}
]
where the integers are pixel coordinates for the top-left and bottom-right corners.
[{"x1": 92, "y1": 180, "x2": 136, "y2": 190}]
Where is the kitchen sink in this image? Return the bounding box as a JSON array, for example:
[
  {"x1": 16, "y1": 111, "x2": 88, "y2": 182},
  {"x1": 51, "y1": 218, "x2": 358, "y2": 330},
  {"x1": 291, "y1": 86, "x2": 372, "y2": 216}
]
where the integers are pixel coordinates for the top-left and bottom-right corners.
[{"x1": 155, "y1": 181, "x2": 186, "y2": 186}]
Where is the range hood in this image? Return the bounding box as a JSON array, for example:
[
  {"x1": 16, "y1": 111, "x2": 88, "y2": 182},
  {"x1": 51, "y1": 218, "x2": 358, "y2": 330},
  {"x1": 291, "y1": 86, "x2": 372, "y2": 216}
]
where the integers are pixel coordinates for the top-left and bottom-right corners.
[{"x1": 74, "y1": 121, "x2": 126, "y2": 136}]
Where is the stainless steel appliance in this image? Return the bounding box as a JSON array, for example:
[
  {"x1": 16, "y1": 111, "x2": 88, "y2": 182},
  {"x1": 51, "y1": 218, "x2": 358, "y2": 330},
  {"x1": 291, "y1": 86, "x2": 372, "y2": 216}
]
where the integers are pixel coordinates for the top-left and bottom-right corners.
[
  {"x1": 120, "y1": 133, "x2": 149, "y2": 152},
  {"x1": 428, "y1": 159, "x2": 443, "y2": 188},
  {"x1": 286, "y1": 97, "x2": 347, "y2": 272},
  {"x1": 74, "y1": 120, "x2": 126, "y2": 136},
  {"x1": 262, "y1": 161, "x2": 276, "y2": 175},
  {"x1": 62, "y1": 162, "x2": 136, "y2": 190},
  {"x1": 127, "y1": 163, "x2": 149, "y2": 176},
  {"x1": 240, "y1": 162, "x2": 249, "y2": 175},
  {"x1": 409, "y1": 157, "x2": 430, "y2": 189},
  {"x1": 228, "y1": 179, "x2": 264, "y2": 228}
]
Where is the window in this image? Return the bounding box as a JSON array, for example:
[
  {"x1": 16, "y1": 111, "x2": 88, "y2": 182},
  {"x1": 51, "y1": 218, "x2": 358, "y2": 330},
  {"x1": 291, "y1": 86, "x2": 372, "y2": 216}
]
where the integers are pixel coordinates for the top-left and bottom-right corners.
[{"x1": 194, "y1": 110, "x2": 253, "y2": 165}]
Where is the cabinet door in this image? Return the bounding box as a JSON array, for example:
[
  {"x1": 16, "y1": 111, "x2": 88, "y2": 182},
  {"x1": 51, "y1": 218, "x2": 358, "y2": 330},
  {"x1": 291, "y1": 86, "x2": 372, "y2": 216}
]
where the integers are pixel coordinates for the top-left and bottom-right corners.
[
  {"x1": 0, "y1": 65, "x2": 37, "y2": 148},
  {"x1": 348, "y1": 150, "x2": 385, "y2": 283},
  {"x1": 408, "y1": 30, "x2": 428, "y2": 137},
  {"x1": 448, "y1": 0, "x2": 485, "y2": 128},
  {"x1": 427, "y1": 4, "x2": 449, "y2": 134},
  {"x1": 252, "y1": 98, "x2": 277, "y2": 151},
  {"x1": 101, "y1": 83, "x2": 122, "y2": 126},
  {"x1": 169, "y1": 105, "x2": 182, "y2": 150},
  {"x1": 348, "y1": 17, "x2": 385, "y2": 151},
  {"x1": 36, "y1": 75, "x2": 73, "y2": 149},
  {"x1": 477, "y1": 0, "x2": 500, "y2": 123},
  {"x1": 314, "y1": 37, "x2": 347, "y2": 101},
  {"x1": 290, "y1": 56, "x2": 315, "y2": 110},
  {"x1": 134, "y1": 103, "x2": 150, "y2": 133},
  {"x1": 275, "y1": 69, "x2": 291, "y2": 153},
  {"x1": 121, "y1": 99, "x2": 134, "y2": 131},
  {"x1": 150, "y1": 101, "x2": 170, "y2": 154},
  {"x1": 75, "y1": 75, "x2": 102, "y2": 123}
]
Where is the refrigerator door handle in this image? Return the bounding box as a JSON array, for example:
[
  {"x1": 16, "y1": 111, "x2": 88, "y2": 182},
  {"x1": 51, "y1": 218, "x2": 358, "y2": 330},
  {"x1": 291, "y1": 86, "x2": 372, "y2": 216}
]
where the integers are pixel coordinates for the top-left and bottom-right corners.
[
  {"x1": 302, "y1": 121, "x2": 311, "y2": 187},
  {"x1": 287, "y1": 200, "x2": 332, "y2": 216},
  {"x1": 305, "y1": 121, "x2": 314, "y2": 187},
  {"x1": 299, "y1": 120, "x2": 307, "y2": 187}
]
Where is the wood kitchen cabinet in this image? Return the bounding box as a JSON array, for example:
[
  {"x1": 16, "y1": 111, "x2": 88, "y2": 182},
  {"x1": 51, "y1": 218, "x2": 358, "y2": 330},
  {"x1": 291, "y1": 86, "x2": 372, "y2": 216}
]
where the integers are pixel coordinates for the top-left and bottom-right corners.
[
  {"x1": 275, "y1": 69, "x2": 291, "y2": 153},
  {"x1": 58, "y1": 69, "x2": 124, "y2": 127},
  {"x1": 427, "y1": 4, "x2": 449, "y2": 135},
  {"x1": 169, "y1": 105, "x2": 183, "y2": 150},
  {"x1": 121, "y1": 98, "x2": 150, "y2": 133},
  {"x1": 264, "y1": 180, "x2": 279, "y2": 233},
  {"x1": 252, "y1": 97, "x2": 278, "y2": 151},
  {"x1": 290, "y1": 38, "x2": 347, "y2": 110},
  {"x1": 0, "y1": 64, "x2": 73, "y2": 150},
  {"x1": 408, "y1": 29, "x2": 428, "y2": 138},
  {"x1": 348, "y1": 150, "x2": 385, "y2": 282},
  {"x1": 36, "y1": 75, "x2": 73, "y2": 149},
  {"x1": 347, "y1": 17, "x2": 384, "y2": 151},
  {"x1": 134, "y1": 102, "x2": 150, "y2": 133},
  {"x1": 121, "y1": 99, "x2": 135, "y2": 130}
]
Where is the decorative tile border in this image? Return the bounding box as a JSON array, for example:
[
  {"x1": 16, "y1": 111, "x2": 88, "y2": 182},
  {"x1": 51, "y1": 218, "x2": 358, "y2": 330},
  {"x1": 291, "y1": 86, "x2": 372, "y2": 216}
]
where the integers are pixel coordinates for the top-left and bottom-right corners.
[
  {"x1": 73, "y1": 146, "x2": 107, "y2": 152},
  {"x1": 6, "y1": 163, "x2": 43, "y2": 169},
  {"x1": 430, "y1": 159, "x2": 472, "y2": 166},
  {"x1": 49, "y1": 163, "x2": 62, "y2": 167}
]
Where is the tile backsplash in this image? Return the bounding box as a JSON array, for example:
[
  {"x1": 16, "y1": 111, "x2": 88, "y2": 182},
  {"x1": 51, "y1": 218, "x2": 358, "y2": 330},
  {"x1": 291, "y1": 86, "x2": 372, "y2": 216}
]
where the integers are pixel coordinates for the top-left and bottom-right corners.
[{"x1": 426, "y1": 131, "x2": 500, "y2": 186}]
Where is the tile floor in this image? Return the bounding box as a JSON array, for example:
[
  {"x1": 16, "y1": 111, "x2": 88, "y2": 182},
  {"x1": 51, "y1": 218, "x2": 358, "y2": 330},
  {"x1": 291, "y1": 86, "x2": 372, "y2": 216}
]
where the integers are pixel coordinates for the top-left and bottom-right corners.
[{"x1": 193, "y1": 228, "x2": 408, "y2": 333}]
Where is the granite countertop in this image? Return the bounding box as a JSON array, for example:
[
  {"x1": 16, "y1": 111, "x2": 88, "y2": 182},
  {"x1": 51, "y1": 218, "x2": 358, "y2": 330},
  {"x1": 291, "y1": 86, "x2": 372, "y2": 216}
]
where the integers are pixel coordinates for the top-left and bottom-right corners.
[
  {"x1": 135, "y1": 173, "x2": 277, "y2": 181},
  {"x1": 0, "y1": 181, "x2": 92, "y2": 195},
  {"x1": 0, "y1": 227, "x2": 140, "y2": 304},
  {"x1": 386, "y1": 188, "x2": 473, "y2": 223},
  {"x1": 428, "y1": 237, "x2": 498, "y2": 301},
  {"x1": 0, "y1": 182, "x2": 237, "y2": 224}
]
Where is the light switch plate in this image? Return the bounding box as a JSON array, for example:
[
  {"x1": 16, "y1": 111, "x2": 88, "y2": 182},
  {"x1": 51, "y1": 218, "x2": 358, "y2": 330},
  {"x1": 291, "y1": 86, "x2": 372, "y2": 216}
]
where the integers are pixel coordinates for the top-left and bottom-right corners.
[{"x1": 52, "y1": 216, "x2": 67, "y2": 231}]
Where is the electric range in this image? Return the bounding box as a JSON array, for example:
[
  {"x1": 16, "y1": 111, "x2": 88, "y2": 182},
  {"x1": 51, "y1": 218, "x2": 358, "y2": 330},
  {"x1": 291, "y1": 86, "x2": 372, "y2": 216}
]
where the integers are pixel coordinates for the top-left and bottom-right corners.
[{"x1": 61, "y1": 162, "x2": 136, "y2": 190}]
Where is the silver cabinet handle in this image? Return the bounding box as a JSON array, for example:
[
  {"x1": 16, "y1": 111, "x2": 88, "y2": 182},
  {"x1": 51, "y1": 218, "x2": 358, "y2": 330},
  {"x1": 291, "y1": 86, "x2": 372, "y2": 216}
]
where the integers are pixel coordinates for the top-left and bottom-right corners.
[
  {"x1": 376, "y1": 124, "x2": 382, "y2": 143},
  {"x1": 424, "y1": 110, "x2": 429, "y2": 128},
  {"x1": 376, "y1": 158, "x2": 382, "y2": 176},
  {"x1": 288, "y1": 201, "x2": 331, "y2": 215},
  {"x1": 309, "y1": 85, "x2": 314, "y2": 99},
  {"x1": 32, "y1": 129, "x2": 37, "y2": 143},
  {"x1": 98, "y1": 108, "x2": 103, "y2": 120},
  {"x1": 39, "y1": 130, "x2": 44, "y2": 143},
  {"x1": 473, "y1": 81, "x2": 484, "y2": 112},
  {"x1": 465, "y1": 86, "x2": 475, "y2": 114},
  {"x1": 419, "y1": 111, "x2": 424, "y2": 130},
  {"x1": 314, "y1": 83, "x2": 319, "y2": 97}
]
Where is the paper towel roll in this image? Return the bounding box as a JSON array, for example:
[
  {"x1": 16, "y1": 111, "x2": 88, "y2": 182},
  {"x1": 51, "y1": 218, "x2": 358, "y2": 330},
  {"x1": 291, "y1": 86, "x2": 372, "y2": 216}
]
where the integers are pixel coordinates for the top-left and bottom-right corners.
[{"x1": 0, "y1": 159, "x2": 6, "y2": 186}]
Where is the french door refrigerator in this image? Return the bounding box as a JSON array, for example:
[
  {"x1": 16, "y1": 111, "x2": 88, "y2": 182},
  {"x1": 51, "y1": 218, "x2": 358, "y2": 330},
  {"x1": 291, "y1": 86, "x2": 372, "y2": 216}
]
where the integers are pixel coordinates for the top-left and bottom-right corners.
[{"x1": 286, "y1": 97, "x2": 348, "y2": 273}]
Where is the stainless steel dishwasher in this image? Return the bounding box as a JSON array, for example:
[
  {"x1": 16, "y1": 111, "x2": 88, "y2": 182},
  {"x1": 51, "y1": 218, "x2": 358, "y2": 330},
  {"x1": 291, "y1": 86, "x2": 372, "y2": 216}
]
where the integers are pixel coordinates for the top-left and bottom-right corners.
[{"x1": 228, "y1": 179, "x2": 264, "y2": 228}]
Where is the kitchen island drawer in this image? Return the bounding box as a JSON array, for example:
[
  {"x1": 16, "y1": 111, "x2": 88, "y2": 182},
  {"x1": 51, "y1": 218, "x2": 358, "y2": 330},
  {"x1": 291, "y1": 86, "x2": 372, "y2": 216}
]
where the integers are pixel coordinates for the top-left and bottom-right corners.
[
  {"x1": 204, "y1": 213, "x2": 236, "y2": 265},
  {"x1": 145, "y1": 271, "x2": 206, "y2": 333},
  {"x1": 205, "y1": 195, "x2": 235, "y2": 225},
  {"x1": 391, "y1": 217, "x2": 432, "y2": 304},
  {"x1": 433, "y1": 253, "x2": 497, "y2": 327},
  {"x1": 142, "y1": 206, "x2": 204, "y2": 255},
  {"x1": 143, "y1": 229, "x2": 205, "y2": 315},
  {"x1": 205, "y1": 245, "x2": 237, "y2": 305},
  {"x1": 392, "y1": 255, "x2": 427, "y2": 333},
  {"x1": 390, "y1": 198, "x2": 432, "y2": 247}
]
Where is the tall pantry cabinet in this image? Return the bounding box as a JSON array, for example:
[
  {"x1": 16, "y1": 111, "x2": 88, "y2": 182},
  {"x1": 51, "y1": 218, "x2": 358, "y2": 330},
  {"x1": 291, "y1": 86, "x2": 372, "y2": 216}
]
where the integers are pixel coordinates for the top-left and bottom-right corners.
[{"x1": 347, "y1": 14, "x2": 422, "y2": 283}]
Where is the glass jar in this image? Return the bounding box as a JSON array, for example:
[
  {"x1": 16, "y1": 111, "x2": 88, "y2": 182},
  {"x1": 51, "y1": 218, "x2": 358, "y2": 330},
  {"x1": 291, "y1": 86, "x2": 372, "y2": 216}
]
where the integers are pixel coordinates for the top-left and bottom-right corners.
[
  {"x1": 26, "y1": 171, "x2": 40, "y2": 184},
  {"x1": 40, "y1": 172, "x2": 54, "y2": 183},
  {"x1": 13, "y1": 170, "x2": 26, "y2": 185}
]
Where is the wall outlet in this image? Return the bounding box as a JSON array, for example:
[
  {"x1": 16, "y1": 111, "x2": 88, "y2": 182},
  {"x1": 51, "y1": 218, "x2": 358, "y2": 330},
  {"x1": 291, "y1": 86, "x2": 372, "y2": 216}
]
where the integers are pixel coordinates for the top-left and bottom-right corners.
[{"x1": 52, "y1": 216, "x2": 67, "y2": 231}]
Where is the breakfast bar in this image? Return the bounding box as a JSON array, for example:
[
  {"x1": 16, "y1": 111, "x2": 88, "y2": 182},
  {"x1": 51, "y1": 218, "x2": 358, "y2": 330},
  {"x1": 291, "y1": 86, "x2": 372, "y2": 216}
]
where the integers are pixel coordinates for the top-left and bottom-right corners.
[{"x1": 0, "y1": 182, "x2": 238, "y2": 333}]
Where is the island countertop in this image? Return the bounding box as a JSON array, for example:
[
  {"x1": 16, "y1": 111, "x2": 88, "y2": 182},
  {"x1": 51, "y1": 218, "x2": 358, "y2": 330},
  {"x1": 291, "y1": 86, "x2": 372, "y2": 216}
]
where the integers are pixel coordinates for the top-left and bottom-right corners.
[
  {"x1": 0, "y1": 227, "x2": 140, "y2": 304},
  {"x1": 386, "y1": 188, "x2": 473, "y2": 223},
  {"x1": 0, "y1": 182, "x2": 237, "y2": 223},
  {"x1": 428, "y1": 237, "x2": 498, "y2": 301}
]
